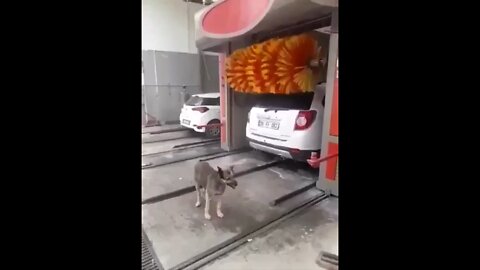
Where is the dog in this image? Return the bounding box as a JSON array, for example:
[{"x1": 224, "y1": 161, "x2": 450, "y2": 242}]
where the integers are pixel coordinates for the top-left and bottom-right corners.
[{"x1": 194, "y1": 161, "x2": 238, "y2": 220}]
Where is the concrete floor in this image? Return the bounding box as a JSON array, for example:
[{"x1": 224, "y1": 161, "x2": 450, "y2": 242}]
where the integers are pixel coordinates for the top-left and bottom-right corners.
[
  {"x1": 142, "y1": 179, "x2": 322, "y2": 269},
  {"x1": 201, "y1": 198, "x2": 338, "y2": 270},
  {"x1": 141, "y1": 125, "x2": 338, "y2": 270}
]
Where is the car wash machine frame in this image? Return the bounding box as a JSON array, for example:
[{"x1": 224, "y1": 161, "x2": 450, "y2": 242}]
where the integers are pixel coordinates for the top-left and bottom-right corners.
[{"x1": 195, "y1": 0, "x2": 339, "y2": 196}]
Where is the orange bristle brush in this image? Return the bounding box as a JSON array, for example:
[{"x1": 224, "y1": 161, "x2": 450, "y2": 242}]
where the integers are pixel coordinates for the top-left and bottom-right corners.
[{"x1": 226, "y1": 33, "x2": 326, "y2": 95}]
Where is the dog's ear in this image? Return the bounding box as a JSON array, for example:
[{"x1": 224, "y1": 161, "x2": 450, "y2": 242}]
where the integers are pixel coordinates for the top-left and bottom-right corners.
[{"x1": 217, "y1": 166, "x2": 224, "y2": 179}]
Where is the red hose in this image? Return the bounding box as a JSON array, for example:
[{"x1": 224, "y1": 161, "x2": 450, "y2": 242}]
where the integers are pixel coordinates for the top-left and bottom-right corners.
[{"x1": 307, "y1": 152, "x2": 338, "y2": 169}]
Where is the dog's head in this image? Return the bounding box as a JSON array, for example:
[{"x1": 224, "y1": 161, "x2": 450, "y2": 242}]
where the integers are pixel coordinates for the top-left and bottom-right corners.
[{"x1": 217, "y1": 166, "x2": 238, "y2": 189}]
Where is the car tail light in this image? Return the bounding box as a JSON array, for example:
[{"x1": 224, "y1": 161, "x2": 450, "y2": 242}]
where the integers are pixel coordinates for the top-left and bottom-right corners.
[
  {"x1": 294, "y1": 110, "x2": 316, "y2": 130},
  {"x1": 192, "y1": 107, "x2": 209, "y2": 113}
]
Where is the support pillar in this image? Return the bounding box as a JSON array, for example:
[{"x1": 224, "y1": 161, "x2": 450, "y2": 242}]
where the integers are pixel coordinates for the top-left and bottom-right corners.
[
  {"x1": 317, "y1": 9, "x2": 339, "y2": 196},
  {"x1": 218, "y1": 47, "x2": 231, "y2": 151},
  {"x1": 219, "y1": 40, "x2": 253, "y2": 151}
]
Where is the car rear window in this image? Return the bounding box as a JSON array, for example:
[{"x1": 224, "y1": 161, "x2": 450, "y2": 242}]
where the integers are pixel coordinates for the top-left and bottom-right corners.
[
  {"x1": 186, "y1": 96, "x2": 220, "y2": 106},
  {"x1": 253, "y1": 92, "x2": 314, "y2": 110}
]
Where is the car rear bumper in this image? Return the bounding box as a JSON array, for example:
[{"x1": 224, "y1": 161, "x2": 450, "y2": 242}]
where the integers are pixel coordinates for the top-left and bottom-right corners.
[
  {"x1": 249, "y1": 141, "x2": 293, "y2": 159},
  {"x1": 179, "y1": 116, "x2": 206, "y2": 132},
  {"x1": 247, "y1": 138, "x2": 319, "y2": 162},
  {"x1": 180, "y1": 121, "x2": 206, "y2": 132}
]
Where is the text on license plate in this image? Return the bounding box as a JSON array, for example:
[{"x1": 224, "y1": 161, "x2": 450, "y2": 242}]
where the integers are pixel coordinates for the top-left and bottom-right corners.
[
  {"x1": 258, "y1": 120, "x2": 280, "y2": 130},
  {"x1": 182, "y1": 119, "x2": 190, "y2": 125}
]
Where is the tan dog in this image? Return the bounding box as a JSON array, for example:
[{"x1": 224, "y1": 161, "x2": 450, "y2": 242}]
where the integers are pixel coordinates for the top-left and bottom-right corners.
[{"x1": 193, "y1": 161, "x2": 238, "y2": 220}]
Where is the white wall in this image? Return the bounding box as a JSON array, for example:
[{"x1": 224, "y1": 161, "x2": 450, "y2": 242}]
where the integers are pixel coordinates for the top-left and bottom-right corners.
[{"x1": 142, "y1": 0, "x2": 205, "y2": 53}]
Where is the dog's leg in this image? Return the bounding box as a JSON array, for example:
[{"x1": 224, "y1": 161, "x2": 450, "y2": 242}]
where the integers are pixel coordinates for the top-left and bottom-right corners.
[
  {"x1": 204, "y1": 191, "x2": 211, "y2": 220},
  {"x1": 216, "y1": 199, "x2": 224, "y2": 218},
  {"x1": 194, "y1": 184, "x2": 201, "y2": 207}
]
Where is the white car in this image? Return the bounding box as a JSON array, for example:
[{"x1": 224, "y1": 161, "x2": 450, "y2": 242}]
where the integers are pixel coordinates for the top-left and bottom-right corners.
[
  {"x1": 246, "y1": 84, "x2": 326, "y2": 162},
  {"x1": 180, "y1": 93, "x2": 221, "y2": 137}
]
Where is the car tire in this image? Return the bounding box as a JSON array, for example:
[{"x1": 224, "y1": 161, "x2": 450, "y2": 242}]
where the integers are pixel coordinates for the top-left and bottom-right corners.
[{"x1": 205, "y1": 119, "x2": 221, "y2": 138}]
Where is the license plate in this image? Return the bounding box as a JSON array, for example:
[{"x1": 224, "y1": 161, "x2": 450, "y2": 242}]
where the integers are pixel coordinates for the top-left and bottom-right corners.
[
  {"x1": 182, "y1": 119, "x2": 190, "y2": 125},
  {"x1": 258, "y1": 120, "x2": 280, "y2": 130}
]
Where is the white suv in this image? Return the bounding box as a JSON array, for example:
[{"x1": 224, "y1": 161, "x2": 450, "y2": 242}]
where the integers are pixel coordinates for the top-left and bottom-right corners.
[
  {"x1": 180, "y1": 93, "x2": 221, "y2": 137},
  {"x1": 246, "y1": 84, "x2": 326, "y2": 162}
]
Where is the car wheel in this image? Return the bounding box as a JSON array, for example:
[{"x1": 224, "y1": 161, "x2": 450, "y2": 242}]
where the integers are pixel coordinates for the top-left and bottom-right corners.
[{"x1": 206, "y1": 119, "x2": 220, "y2": 138}]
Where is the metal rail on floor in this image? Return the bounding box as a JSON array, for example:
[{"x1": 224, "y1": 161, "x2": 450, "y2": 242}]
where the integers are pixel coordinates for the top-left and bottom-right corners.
[
  {"x1": 195, "y1": 123, "x2": 223, "y2": 129},
  {"x1": 149, "y1": 127, "x2": 190, "y2": 135},
  {"x1": 143, "y1": 137, "x2": 191, "y2": 144},
  {"x1": 172, "y1": 139, "x2": 219, "y2": 149},
  {"x1": 142, "y1": 139, "x2": 219, "y2": 157},
  {"x1": 318, "y1": 251, "x2": 338, "y2": 266},
  {"x1": 142, "y1": 148, "x2": 251, "y2": 169},
  {"x1": 141, "y1": 158, "x2": 284, "y2": 205},
  {"x1": 269, "y1": 182, "x2": 317, "y2": 206},
  {"x1": 142, "y1": 149, "x2": 225, "y2": 169},
  {"x1": 142, "y1": 134, "x2": 197, "y2": 144},
  {"x1": 171, "y1": 192, "x2": 329, "y2": 270},
  {"x1": 233, "y1": 159, "x2": 284, "y2": 178},
  {"x1": 142, "y1": 186, "x2": 196, "y2": 205}
]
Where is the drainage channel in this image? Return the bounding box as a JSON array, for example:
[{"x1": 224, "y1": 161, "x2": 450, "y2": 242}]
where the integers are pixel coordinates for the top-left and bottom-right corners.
[
  {"x1": 142, "y1": 228, "x2": 164, "y2": 270},
  {"x1": 142, "y1": 139, "x2": 219, "y2": 157},
  {"x1": 172, "y1": 192, "x2": 329, "y2": 270},
  {"x1": 141, "y1": 158, "x2": 284, "y2": 205}
]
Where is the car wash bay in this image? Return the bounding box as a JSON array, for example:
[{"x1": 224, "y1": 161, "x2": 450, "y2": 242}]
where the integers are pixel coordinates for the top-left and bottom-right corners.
[
  {"x1": 142, "y1": 1, "x2": 338, "y2": 269},
  {"x1": 142, "y1": 125, "x2": 337, "y2": 270}
]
